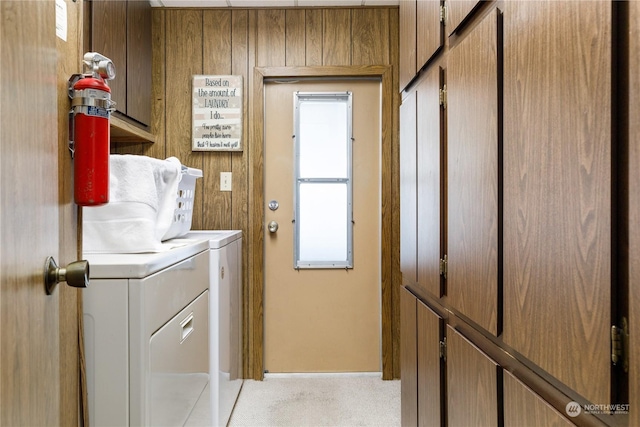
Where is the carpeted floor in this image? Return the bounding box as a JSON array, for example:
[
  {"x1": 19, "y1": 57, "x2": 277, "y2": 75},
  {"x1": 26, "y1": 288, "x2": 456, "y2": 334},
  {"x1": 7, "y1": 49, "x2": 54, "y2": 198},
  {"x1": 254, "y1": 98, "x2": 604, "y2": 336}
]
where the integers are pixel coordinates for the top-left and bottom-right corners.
[{"x1": 227, "y1": 374, "x2": 401, "y2": 427}]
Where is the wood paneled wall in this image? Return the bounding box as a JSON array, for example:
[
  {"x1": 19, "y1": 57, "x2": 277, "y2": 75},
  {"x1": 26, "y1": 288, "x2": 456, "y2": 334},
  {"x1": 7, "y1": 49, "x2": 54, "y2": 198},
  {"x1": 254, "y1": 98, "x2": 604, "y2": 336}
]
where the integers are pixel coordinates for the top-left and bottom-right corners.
[{"x1": 115, "y1": 6, "x2": 400, "y2": 380}]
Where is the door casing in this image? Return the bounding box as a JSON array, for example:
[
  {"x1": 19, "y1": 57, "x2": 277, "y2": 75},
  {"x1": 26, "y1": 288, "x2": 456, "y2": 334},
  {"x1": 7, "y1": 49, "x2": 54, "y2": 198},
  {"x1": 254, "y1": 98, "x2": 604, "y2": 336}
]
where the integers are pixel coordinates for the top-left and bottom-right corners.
[{"x1": 250, "y1": 65, "x2": 395, "y2": 380}]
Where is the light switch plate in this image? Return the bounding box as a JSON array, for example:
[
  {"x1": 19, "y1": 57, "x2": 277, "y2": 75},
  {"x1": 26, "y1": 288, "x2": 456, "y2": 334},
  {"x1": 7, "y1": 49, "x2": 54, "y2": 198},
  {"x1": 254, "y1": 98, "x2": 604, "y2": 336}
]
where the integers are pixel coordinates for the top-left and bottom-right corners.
[{"x1": 220, "y1": 172, "x2": 232, "y2": 191}]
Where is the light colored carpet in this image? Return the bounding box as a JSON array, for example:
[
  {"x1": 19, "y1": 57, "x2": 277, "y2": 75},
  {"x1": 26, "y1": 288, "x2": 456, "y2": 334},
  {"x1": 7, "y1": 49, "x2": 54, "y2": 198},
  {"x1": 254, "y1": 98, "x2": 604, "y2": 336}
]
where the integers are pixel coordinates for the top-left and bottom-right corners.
[{"x1": 227, "y1": 374, "x2": 401, "y2": 427}]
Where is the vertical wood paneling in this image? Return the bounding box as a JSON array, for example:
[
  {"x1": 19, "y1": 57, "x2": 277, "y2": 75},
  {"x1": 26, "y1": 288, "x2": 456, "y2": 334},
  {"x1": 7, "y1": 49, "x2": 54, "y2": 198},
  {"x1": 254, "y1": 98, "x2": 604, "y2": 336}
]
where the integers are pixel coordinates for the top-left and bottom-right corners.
[
  {"x1": 503, "y1": 1, "x2": 611, "y2": 405},
  {"x1": 417, "y1": 301, "x2": 441, "y2": 427},
  {"x1": 323, "y1": 9, "x2": 351, "y2": 65},
  {"x1": 305, "y1": 9, "x2": 323, "y2": 66},
  {"x1": 447, "y1": 326, "x2": 498, "y2": 427},
  {"x1": 256, "y1": 9, "x2": 285, "y2": 67},
  {"x1": 203, "y1": 10, "x2": 233, "y2": 231},
  {"x1": 447, "y1": 11, "x2": 498, "y2": 334},
  {"x1": 630, "y1": 2, "x2": 640, "y2": 423},
  {"x1": 416, "y1": 67, "x2": 442, "y2": 298},
  {"x1": 151, "y1": 7, "x2": 400, "y2": 381},
  {"x1": 503, "y1": 372, "x2": 573, "y2": 426},
  {"x1": 165, "y1": 10, "x2": 204, "y2": 229},
  {"x1": 352, "y1": 8, "x2": 389, "y2": 65},
  {"x1": 400, "y1": 288, "x2": 418, "y2": 427},
  {"x1": 400, "y1": 92, "x2": 417, "y2": 285},
  {"x1": 399, "y1": 0, "x2": 416, "y2": 90},
  {"x1": 285, "y1": 9, "x2": 305, "y2": 66}
]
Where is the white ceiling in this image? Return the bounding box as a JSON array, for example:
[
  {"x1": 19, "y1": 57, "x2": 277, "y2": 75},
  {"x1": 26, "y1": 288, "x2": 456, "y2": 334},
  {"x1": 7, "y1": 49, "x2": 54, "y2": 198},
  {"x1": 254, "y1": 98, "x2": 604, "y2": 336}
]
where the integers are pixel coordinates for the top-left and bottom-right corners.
[{"x1": 150, "y1": 0, "x2": 398, "y2": 7}]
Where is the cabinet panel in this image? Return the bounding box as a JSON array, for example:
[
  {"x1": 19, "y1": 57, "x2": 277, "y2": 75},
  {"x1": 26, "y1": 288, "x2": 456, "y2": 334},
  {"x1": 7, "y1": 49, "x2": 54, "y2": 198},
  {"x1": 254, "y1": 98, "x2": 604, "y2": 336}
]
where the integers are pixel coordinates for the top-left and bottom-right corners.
[
  {"x1": 127, "y1": 0, "x2": 152, "y2": 126},
  {"x1": 400, "y1": 288, "x2": 418, "y2": 426},
  {"x1": 503, "y1": 1, "x2": 611, "y2": 405},
  {"x1": 92, "y1": 0, "x2": 127, "y2": 116},
  {"x1": 417, "y1": 68, "x2": 442, "y2": 297},
  {"x1": 630, "y1": 2, "x2": 640, "y2": 424},
  {"x1": 503, "y1": 372, "x2": 573, "y2": 427},
  {"x1": 446, "y1": 10, "x2": 498, "y2": 334},
  {"x1": 416, "y1": 0, "x2": 442, "y2": 71},
  {"x1": 417, "y1": 301, "x2": 440, "y2": 427},
  {"x1": 446, "y1": 325, "x2": 498, "y2": 426},
  {"x1": 446, "y1": 0, "x2": 481, "y2": 35},
  {"x1": 399, "y1": 0, "x2": 416, "y2": 91},
  {"x1": 400, "y1": 92, "x2": 418, "y2": 285}
]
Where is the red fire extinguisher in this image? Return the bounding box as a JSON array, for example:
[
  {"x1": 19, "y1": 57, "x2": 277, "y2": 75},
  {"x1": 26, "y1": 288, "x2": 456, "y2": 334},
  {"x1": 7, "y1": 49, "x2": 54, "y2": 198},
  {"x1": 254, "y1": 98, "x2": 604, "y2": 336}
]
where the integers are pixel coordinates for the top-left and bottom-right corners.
[{"x1": 69, "y1": 52, "x2": 116, "y2": 206}]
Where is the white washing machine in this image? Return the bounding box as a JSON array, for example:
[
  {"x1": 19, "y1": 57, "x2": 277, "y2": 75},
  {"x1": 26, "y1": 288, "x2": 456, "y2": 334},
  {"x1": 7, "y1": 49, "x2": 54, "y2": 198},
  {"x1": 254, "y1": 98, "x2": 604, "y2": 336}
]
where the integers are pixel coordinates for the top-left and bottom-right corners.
[
  {"x1": 184, "y1": 231, "x2": 243, "y2": 427},
  {"x1": 83, "y1": 240, "x2": 212, "y2": 427}
]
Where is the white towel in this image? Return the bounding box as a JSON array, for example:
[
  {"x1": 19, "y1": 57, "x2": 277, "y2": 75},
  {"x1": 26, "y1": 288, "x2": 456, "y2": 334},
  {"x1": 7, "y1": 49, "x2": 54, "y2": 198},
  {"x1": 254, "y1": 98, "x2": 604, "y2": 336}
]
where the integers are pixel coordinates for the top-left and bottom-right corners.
[{"x1": 83, "y1": 155, "x2": 183, "y2": 253}]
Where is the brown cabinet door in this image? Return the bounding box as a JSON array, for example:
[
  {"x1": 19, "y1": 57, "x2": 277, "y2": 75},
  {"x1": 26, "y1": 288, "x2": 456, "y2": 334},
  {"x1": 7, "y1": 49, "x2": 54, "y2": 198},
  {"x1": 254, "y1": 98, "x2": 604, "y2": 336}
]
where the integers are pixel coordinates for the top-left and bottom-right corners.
[
  {"x1": 400, "y1": 92, "x2": 418, "y2": 286},
  {"x1": 399, "y1": 0, "x2": 417, "y2": 91},
  {"x1": 446, "y1": 0, "x2": 481, "y2": 35},
  {"x1": 446, "y1": 10, "x2": 499, "y2": 335},
  {"x1": 503, "y1": 372, "x2": 573, "y2": 426},
  {"x1": 92, "y1": 0, "x2": 127, "y2": 116},
  {"x1": 417, "y1": 300, "x2": 441, "y2": 427},
  {"x1": 446, "y1": 325, "x2": 498, "y2": 426},
  {"x1": 126, "y1": 0, "x2": 152, "y2": 126},
  {"x1": 417, "y1": 67, "x2": 443, "y2": 298},
  {"x1": 503, "y1": 1, "x2": 611, "y2": 406},
  {"x1": 401, "y1": 287, "x2": 418, "y2": 426},
  {"x1": 416, "y1": 0, "x2": 443, "y2": 72}
]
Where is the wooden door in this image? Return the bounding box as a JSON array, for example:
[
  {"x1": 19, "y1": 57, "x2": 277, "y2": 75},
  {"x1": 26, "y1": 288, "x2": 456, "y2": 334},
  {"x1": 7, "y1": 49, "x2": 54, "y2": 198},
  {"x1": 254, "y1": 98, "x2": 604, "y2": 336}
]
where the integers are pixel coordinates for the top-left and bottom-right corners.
[
  {"x1": 417, "y1": 300, "x2": 441, "y2": 427},
  {"x1": 416, "y1": 0, "x2": 443, "y2": 71},
  {"x1": 446, "y1": 9, "x2": 499, "y2": 335},
  {"x1": 446, "y1": 0, "x2": 481, "y2": 35},
  {"x1": 446, "y1": 325, "x2": 498, "y2": 426},
  {"x1": 1, "y1": 0, "x2": 79, "y2": 424},
  {"x1": 401, "y1": 287, "x2": 418, "y2": 426},
  {"x1": 400, "y1": 91, "x2": 418, "y2": 285},
  {"x1": 417, "y1": 66, "x2": 443, "y2": 298},
  {"x1": 399, "y1": 0, "x2": 417, "y2": 91},
  {"x1": 263, "y1": 79, "x2": 382, "y2": 373},
  {"x1": 503, "y1": 1, "x2": 611, "y2": 406},
  {"x1": 126, "y1": 0, "x2": 152, "y2": 126}
]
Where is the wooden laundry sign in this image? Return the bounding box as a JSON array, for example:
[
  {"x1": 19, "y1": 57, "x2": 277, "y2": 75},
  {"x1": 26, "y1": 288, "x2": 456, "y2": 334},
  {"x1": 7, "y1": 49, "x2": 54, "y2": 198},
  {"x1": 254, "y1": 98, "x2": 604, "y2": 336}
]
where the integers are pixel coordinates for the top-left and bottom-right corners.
[{"x1": 192, "y1": 75, "x2": 243, "y2": 151}]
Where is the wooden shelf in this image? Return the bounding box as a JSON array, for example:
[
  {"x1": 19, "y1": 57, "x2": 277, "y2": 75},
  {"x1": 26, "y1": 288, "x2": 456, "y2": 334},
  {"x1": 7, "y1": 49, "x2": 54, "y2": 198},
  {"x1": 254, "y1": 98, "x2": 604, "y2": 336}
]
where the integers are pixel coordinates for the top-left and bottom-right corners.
[{"x1": 110, "y1": 115, "x2": 155, "y2": 144}]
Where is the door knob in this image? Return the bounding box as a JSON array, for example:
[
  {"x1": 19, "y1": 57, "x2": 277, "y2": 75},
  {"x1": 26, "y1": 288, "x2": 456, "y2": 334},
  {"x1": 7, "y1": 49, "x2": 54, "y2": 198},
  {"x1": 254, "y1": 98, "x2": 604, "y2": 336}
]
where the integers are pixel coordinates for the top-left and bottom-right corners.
[
  {"x1": 44, "y1": 256, "x2": 89, "y2": 295},
  {"x1": 268, "y1": 220, "x2": 279, "y2": 233}
]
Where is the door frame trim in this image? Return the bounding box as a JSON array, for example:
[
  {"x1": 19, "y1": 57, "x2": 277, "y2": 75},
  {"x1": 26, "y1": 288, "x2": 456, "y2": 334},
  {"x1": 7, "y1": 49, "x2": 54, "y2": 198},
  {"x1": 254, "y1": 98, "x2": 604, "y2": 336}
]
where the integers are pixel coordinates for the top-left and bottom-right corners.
[{"x1": 250, "y1": 65, "x2": 394, "y2": 380}]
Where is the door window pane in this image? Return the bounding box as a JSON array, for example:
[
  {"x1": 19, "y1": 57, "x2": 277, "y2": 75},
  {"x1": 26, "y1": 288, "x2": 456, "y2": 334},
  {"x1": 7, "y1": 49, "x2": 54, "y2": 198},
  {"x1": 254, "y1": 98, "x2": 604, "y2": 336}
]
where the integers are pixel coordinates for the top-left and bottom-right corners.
[{"x1": 294, "y1": 92, "x2": 353, "y2": 269}]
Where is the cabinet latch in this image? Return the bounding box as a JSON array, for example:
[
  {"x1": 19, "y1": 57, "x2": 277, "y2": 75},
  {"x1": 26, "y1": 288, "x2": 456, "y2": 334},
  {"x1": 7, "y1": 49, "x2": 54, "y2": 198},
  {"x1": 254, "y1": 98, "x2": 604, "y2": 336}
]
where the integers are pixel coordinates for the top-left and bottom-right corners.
[
  {"x1": 439, "y1": 254, "x2": 448, "y2": 279},
  {"x1": 611, "y1": 317, "x2": 629, "y2": 372}
]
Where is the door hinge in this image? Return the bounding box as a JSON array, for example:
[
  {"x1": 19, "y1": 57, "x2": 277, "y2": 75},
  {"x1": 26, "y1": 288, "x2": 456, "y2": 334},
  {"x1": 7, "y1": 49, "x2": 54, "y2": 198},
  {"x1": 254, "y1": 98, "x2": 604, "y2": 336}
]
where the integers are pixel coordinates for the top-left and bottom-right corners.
[
  {"x1": 440, "y1": 4, "x2": 447, "y2": 24},
  {"x1": 439, "y1": 337, "x2": 447, "y2": 361},
  {"x1": 439, "y1": 85, "x2": 447, "y2": 109},
  {"x1": 439, "y1": 254, "x2": 448, "y2": 279},
  {"x1": 611, "y1": 317, "x2": 629, "y2": 372}
]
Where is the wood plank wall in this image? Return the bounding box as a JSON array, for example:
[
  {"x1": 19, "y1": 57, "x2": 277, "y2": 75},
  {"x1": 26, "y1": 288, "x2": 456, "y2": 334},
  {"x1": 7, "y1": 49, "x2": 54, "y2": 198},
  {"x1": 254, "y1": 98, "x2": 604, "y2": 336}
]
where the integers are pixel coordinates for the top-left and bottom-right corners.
[{"x1": 114, "y1": 6, "x2": 400, "y2": 380}]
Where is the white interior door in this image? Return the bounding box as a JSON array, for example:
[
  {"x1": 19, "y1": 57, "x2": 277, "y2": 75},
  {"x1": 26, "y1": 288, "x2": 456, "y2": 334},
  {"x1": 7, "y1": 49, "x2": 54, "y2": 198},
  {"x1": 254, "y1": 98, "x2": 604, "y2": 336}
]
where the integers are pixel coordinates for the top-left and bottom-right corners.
[{"x1": 264, "y1": 79, "x2": 382, "y2": 373}]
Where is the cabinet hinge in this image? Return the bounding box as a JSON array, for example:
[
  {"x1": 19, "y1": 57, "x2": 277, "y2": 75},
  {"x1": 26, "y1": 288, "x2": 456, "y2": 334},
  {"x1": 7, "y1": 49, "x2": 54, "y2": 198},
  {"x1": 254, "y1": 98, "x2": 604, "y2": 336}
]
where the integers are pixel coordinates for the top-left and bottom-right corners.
[
  {"x1": 611, "y1": 317, "x2": 629, "y2": 373},
  {"x1": 439, "y1": 85, "x2": 447, "y2": 109},
  {"x1": 440, "y1": 4, "x2": 447, "y2": 24},
  {"x1": 439, "y1": 337, "x2": 447, "y2": 361},
  {"x1": 439, "y1": 254, "x2": 448, "y2": 279}
]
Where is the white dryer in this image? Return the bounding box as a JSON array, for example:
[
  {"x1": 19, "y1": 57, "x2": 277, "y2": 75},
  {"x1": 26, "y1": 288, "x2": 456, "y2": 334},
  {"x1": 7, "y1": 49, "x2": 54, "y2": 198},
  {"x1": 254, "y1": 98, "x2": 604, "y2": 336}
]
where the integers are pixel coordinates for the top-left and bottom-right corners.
[{"x1": 184, "y1": 231, "x2": 243, "y2": 427}]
